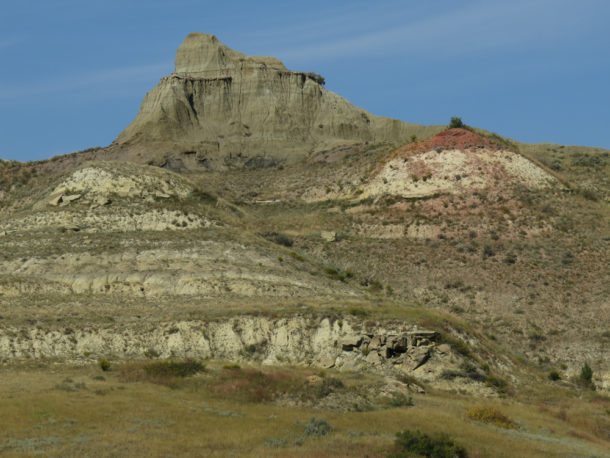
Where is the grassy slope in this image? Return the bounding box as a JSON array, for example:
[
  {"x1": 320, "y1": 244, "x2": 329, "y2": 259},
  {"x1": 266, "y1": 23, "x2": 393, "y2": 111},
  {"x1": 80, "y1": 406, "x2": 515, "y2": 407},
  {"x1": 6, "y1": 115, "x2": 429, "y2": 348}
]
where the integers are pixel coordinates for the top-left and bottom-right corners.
[
  {"x1": 0, "y1": 360, "x2": 608, "y2": 457},
  {"x1": 0, "y1": 133, "x2": 609, "y2": 455}
]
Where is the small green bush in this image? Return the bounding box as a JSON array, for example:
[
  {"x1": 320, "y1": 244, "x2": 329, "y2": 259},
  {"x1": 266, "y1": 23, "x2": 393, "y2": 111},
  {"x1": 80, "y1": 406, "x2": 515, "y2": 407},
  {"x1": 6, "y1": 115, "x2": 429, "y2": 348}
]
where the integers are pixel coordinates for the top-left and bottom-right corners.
[
  {"x1": 485, "y1": 374, "x2": 509, "y2": 394},
  {"x1": 143, "y1": 360, "x2": 205, "y2": 378},
  {"x1": 311, "y1": 377, "x2": 344, "y2": 399},
  {"x1": 389, "y1": 393, "x2": 414, "y2": 408},
  {"x1": 98, "y1": 360, "x2": 111, "y2": 372},
  {"x1": 466, "y1": 406, "x2": 517, "y2": 429},
  {"x1": 503, "y1": 253, "x2": 517, "y2": 264},
  {"x1": 144, "y1": 348, "x2": 160, "y2": 359},
  {"x1": 303, "y1": 417, "x2": 332, "y2": 436},
  {"x1": 439, "y1": 334, "x2": 471, "y2": 358},
  {"x1": 580, "y1": 362, "x2": 593, "y2": 385},
  {"x1": 449, "y1": 117, "x2": 465, "y2": 129},
  {"x1": 482, "y1": 244, "x2": 495, "y2": 259},
  {"x1": 548, "y1": 370, "x2": 561, "y2": 381},
  {"x1": 348, "y1": 307, "x2": 369, "y2": 317},
  {"x1": 289, "y1": 251, "x2": 304, "y2": 261},
  {"x1": 368, "y1": 279, "x2": 384, "y2": 293},
  {"x1": 393, "y1": 429, "x2": 468, "y2": 457},
  {"x1": 305, "y1": 72, "x2": 326, "y2": 86},
  {"x1": 263, "y1": 232, "x2": 293, "y2": 247}
]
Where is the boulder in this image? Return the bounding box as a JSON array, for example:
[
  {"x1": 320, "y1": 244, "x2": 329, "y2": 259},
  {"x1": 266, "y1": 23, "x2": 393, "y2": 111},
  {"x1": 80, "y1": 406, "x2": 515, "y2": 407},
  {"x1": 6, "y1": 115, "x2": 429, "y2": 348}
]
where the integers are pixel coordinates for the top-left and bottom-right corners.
[
  {"x1": 49, "y1": 195, "x2": 63, "y2": 206},
  {"x1": 61, "y1": 194, "x2": 81, "y2": 205},
  {"x1": 402, "y1": 347, "x2": 431, "y2": 371},
  {"x1": 341, "y1": 335, "x2": 363, "y2": 351},
  {"x1": 369, "y1": 335, "x2": 386, "y2": 349},
  {"x1": 365, "y1": 351, "x2": 382, "y2": 366},
  {"x1": 321, "y1": 231, "x2": 337, "y2": 242}
]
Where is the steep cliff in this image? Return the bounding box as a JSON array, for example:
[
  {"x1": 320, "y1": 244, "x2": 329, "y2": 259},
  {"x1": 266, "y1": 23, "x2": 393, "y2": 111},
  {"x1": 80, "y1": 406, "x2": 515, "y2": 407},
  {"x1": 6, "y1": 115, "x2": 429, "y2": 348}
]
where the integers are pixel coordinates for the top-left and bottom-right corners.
[{"x1": 114, "y1": 33, "x2": 442, "y2": 169}]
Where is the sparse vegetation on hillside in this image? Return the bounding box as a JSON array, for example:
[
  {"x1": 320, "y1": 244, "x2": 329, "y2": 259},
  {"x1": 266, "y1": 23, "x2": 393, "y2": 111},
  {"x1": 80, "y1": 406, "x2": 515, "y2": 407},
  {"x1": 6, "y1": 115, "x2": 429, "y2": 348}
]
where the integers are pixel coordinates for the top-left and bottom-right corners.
[
  {"x1": 305, "y1": 72, "x2": 325, "y2": 86},
  {"x1": 393, "y1": 429, "x2": 468, "y2": 458}
]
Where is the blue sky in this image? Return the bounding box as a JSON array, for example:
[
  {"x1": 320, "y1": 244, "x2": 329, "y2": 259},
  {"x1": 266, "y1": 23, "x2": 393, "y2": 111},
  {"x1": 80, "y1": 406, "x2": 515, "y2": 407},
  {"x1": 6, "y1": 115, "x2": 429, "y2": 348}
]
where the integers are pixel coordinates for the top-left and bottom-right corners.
[{"x1": 1, "y1": 0, "x2": 609, "y2": 161}]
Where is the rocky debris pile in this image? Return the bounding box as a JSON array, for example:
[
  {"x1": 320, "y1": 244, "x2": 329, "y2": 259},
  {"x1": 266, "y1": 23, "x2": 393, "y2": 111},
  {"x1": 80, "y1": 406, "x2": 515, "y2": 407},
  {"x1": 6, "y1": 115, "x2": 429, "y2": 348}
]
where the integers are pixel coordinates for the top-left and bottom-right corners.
[{"x1": 339, "y1": 330, "x2": 438, "y2": 371}]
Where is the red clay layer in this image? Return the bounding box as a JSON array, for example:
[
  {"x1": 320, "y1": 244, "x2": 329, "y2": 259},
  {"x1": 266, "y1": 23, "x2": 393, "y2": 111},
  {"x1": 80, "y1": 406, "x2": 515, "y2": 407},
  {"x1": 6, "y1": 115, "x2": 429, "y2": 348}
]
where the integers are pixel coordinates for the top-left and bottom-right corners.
[{"x1": 406, "y1": 128, "x2": 502, "y2": 153}]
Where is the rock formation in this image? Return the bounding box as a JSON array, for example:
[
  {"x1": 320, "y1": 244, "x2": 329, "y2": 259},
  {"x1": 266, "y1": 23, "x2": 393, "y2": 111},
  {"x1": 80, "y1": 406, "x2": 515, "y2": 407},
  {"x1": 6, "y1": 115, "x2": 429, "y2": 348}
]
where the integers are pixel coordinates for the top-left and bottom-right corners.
[{"x1": 114, "y1": 33, "x2": 441, "y2": 169}]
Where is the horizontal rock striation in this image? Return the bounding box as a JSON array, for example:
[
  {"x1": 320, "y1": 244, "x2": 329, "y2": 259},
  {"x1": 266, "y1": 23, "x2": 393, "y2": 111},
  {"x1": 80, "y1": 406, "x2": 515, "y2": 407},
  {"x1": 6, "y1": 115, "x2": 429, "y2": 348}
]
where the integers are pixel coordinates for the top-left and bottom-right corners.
[
  {"x1": 114, "y1": 33, "x2": 441, "y2": 169},
  {"x1": 0, "y1": 315, "x2": 493, "y2": 391}
]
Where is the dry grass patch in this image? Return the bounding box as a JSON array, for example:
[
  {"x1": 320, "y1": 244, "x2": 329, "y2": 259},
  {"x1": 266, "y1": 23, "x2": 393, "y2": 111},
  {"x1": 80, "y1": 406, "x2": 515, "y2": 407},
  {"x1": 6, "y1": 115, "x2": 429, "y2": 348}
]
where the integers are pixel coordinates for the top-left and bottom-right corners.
[
  {"x1": 466, "y1": 406, "x2": 518, "y2": 429},
  {"x1": 0, "y1": 362, "x2": 609, "y2": 457},
  {"x1": 119, "y1": 359, "x2": 206, "y2": 387}
]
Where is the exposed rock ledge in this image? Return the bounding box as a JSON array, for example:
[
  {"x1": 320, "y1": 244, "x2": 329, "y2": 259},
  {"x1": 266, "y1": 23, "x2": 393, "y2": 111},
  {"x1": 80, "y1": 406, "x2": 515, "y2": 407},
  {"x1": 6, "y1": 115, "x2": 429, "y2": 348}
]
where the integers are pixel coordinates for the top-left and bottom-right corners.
[{"x1": 0, "y1": 315, "x2": 496, "y2": 394}]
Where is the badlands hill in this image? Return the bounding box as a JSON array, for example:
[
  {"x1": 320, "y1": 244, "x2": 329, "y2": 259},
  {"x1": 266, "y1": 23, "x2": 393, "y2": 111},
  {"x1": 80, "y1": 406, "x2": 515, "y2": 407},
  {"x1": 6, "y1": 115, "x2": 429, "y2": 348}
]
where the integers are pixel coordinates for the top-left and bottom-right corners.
[
  {"x1": 110, "y1": 33, "x2": 442, "y2": 170},
  {"x1": 0, "y1": 33, "x2": 609, "y2": 456}
]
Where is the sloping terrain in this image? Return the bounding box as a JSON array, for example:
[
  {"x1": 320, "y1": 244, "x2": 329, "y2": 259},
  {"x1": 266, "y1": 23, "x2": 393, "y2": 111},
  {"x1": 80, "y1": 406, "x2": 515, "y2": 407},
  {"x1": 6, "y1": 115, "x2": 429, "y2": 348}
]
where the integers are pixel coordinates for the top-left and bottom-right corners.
[{"x1": 0, "y1": 33, "x2": 609, "y2": 456}]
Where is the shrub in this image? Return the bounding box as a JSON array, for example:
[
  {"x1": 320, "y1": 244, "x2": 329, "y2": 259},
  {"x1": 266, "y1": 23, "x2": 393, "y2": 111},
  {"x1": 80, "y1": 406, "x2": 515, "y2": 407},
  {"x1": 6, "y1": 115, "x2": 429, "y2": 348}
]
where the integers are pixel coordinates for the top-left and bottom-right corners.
[
  {"x1": 482, "y1": 244, "x2": 495, "y2": 259},
  {"x1": 303, "y1": 417, "x2": 332, "y2": 436},
  {"x1": 289, "y1": 251, "x2": 304, "y2": 261},
  {"x1": 485, "y1": 374, "x2": 509, "y2": 394},
  {"x1": 503, "y1": 253, "x2": 517, "y2": 264},
  {"x1": 348, "y1": 307, "x2": 369, "y2": 317},
  {"x1": 439, "y1": 334, "x2": 471, "y2": 358},
  {"x1": 393, "y1": 429, "x2": 468, "y2": 457},
  {"x1": 305, "y1": 72, "x2": 326, "y2": 86},
  {"x1": 311, "y1": 377, "x2": 345, "y2": 399},
  {"x1": 440, "y1": 362, "x2": 486, "y2": 382},
  {"x1": 263, "y1": 232, "x2": 293, "y2": 247},
  {"x1": 368, "y1": 279, "x2": 384, "y2": 293},
  {"x1": 466, "y1": 407, "x2": 517, "y2": 429},
  {"x1": 143, "y1": 360, "x2": 205, "y2": 378},
  {"x1": 580, "y1": 362, "x2": 593, "y2": 385},
  {"x1": 389, "y1": 393, "x2": 414, "y2": 407},
  {"x1": 120, "y1": 359, "x2": 205, "y2": 387},
  {"x1": 449, "y1": 117, "x2": 465, "y2": 129},
  {"x1": 324, "y1": 267, "x2": 347, "y2": 281},
  {"x1": 548, "y1": 370, "x2": 561, "y2": 381},
  {"x1": 144, "y1": 348, "x2": 160, "y2": 359},
  {"x1": 98, "y1": 360, "x2": 111, "y2": 372}
]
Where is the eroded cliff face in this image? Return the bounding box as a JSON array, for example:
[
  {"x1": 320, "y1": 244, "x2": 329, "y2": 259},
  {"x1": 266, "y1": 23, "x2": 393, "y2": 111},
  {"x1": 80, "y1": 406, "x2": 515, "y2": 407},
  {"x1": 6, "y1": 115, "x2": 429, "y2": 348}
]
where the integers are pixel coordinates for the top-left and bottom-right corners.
[
  {"x1": 114, "y1": 33, "x2": 441, "y2": 169},
  {"x1": 0, "y1": 315, "x2": 504, "y2": 394}
]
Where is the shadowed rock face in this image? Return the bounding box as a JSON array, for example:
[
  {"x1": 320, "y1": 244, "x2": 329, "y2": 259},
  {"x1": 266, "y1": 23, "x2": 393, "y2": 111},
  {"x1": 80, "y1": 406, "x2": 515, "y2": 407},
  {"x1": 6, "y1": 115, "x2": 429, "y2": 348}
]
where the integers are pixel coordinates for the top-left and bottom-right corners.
[{"x1": 115, "y1": 33, "x2": 441, "y2": 169}]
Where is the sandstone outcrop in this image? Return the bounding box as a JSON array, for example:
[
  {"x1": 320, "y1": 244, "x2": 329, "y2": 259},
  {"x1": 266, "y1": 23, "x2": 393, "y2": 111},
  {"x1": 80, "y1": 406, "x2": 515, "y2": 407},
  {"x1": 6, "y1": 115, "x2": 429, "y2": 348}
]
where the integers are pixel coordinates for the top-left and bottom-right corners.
[
  {"x1": 0, "y1": 315, "x2": 499, "y2": 394},
  {"x1": 114, "y1": 33, "x2": 442, "y2": 169}
]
